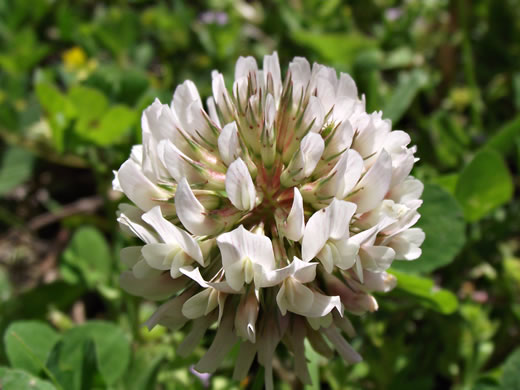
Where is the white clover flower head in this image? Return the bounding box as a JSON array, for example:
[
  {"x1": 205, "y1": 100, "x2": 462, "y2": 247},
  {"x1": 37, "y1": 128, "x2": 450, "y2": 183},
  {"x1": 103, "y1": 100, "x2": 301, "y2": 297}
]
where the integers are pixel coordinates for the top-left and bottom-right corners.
[{"x1": 114, "y1": 52, "x2": 425, "y2": 388}]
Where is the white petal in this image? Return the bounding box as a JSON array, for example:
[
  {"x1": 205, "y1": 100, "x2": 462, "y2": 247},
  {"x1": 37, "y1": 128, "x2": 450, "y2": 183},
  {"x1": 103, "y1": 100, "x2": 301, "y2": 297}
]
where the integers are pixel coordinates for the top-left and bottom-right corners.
[
  {"x1": 390, "y1": 228, "x2": 425, "y2": 260},
  {"x1": 225, "y1": 158, "x2": 256, "y2": 211},
  {"x1": 117, "y1": 159, "x2": 169, "y2": 211},
  {"x1": 158, "y1": 140, "x2": 201, "y2": 184},
  {"x1": 117, "y1": 204, "x2": 157, "y2": 244},
  {"x1": 120, "y1": 246, "x2": 142, "y2": 268},
  {"x1": 142, "y1": 243, "x2": 176, "y2": 270},
  {"x1": 300, "y1": 132, "x2": 325, "y2": 177},
  {"x1": 263, "y1": 52, "x2": 282, "y2": 100},
  {"x1": 305, "y1": 291, "x2": 343, "y2": 318},
  {"x1": 179, "y1": 267, "x2": 209, "y2": 288},
  {"x1": 276, "y1": 278, "x2": 314, "y2": 316},
  {"x1": 336, "y1": 73, "x2": 358, "y2": 99},
  {"x1": 206, "y1": 96, "x2": 221, "y2": 127},
  {"x1": 301, "y1": 208, "x2": 330, "y2": 262},
  {"x1": 182, "y1": 289, "x2": 218, "y2": 319},
  {"x1": 281, "y1": 188, "x2": 305, "y2": 241},
  {"x1": 349, "y1": 149, "x2": 392, "y2": 213},
  {"x1": 217, "y1": 225, "x2": 275, "y2": 290},
  {"x1": 172, "y1": 80, "x2": 202, "y2": 130},
  {"x1": 235, "y1": 56, "x2": 258, "y2": 80},
  {"x1": 131, "y1": 259, "x2": 156, "y2": 279},
  {"x1": 257, "y1": 257, "x2": 317, "y2": 288},
  {"x1": 360, "y1": 245, "x2": 396, "y2": 272},
  {"x1": 212, "y1": 71, "x2": 234, "y2": 121},
  {"x1": 336, "y1": 149, "x2": 364, "y2": 199},
  {"x1": 218, "y1": 122, "x2": 240, "y2": 166},
  {"x1": 389, "y1": 176, "x2": 424, "y2": 204},
  {"x1": 142, "y1": 206, "x2": 203, "y2": 264},
  {"x1": 302, "y1": 96, "x2": 325, "y2": 133},
  {"x1": 352, "y1": 114, "x2": 391, "y2": 161},
  {"x1": 323, "y1": 121, "x2": 353, "y2": 161},
  {"x1": 327, "y1": 199, "x2": 357, "y2": 240},
  {"x1": 175, "y1": 178, "x2": 218, "y2": 236}
]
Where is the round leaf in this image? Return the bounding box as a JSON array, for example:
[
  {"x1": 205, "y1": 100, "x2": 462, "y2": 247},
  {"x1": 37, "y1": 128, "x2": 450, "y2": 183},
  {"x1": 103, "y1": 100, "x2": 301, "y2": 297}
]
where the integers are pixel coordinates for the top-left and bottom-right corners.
[
  {"x1": 502, "y1": 348, "x2": 520, "y2": 390},
  {"x1": 455, "y1": 149, "x2": 513, "y2": 222},
  {"x1": 61, "y1": 321, "x2": 131, "y2": 385},
  {"x1": 0, "y1": 367, "x2": 56, "y2": 390},
  {"x1": 4, "y1": 321, "x2": 60, "y2": 375}
]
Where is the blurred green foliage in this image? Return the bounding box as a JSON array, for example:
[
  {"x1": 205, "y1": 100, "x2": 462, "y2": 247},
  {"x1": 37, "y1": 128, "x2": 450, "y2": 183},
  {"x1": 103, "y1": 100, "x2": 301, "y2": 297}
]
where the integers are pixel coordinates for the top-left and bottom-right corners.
[{"x1": 0, "y1": 0, "x2": 519, "y2": 389}]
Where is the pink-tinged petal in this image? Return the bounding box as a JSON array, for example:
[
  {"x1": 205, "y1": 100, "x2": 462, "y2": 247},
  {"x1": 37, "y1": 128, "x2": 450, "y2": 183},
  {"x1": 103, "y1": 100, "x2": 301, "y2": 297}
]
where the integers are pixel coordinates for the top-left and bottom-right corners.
[
  {"x1": 232, "y1": 341, "x2": 256, "y2": 381},
  {"x1": 178, "y1": 314, "x2": 215, "y2": 357},
  {"x1": 362, "y1": 271, "x2": 397, "y2": 292},
  {"x1": 225, "y1": 158, "x2": 256, "y2": 211},
  {"x1": 289, "y1": 318, "x2": 312, "y2": 385},
  {"x1": 235, "y1": 290, "x2": 259, "y2": 343},
  {"x1": 218, "y1": 122, "x2": 240, "y2": 166},
  {"x1": 323, "y1": 326, "x2": 362, "y2": 364},
  {"x1": 117, "y1": 159, "x2": 169, "y2": 212},
  {"x1": 328, "y1": 199, "x2": 357, "y2": 240},
  {"x1": 307, "y1": 328, "x2": 334, "y2": 359},
  {"x1": 119, "y1": 270, "x2": 186, "y2": 300},
  {"x1": 175, "y1": 178, "x2": 218, "y2": 236},
  {"x1": 257, "y1": 314, "x2": 288, "y2": 390},
  {"x1": 333, "y1": 311, "x2": 356, "y2": 338},
  {"x1": 195, "y1": 308, "x2": 238, "y2": 373},
  {"x1": 142, "y1": 206, "x2": 203, "y2": 264},
  {"x1": 349, "y1": 149, "x2": 392, "y2": 213},
  {"x1": 145, "y1": 290, "x2": 192, "y2": 330},
  {"x1": 301, "y1": 209, "x2": 330, "y2": 262}
]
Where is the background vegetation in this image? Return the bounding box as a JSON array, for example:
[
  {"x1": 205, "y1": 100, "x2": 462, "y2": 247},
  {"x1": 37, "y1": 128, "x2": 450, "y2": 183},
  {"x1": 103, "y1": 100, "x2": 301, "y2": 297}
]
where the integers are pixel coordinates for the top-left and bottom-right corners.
[{"x1": 1, "y1": 0, "x2": 519, "y2": 389}]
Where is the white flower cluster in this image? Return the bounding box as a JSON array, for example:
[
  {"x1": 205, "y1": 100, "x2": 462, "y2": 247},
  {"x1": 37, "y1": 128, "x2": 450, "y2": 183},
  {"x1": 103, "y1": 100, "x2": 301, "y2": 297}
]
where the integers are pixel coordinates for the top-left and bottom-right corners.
[{"x1": 113, "y1": 53, "x2": 425, "y2": 387}]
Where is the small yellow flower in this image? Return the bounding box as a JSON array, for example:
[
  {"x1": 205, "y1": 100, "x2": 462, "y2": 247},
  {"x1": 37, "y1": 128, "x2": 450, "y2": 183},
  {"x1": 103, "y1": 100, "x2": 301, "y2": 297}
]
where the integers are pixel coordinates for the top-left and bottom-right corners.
[{"x1": 62, "y1": 47, "x2": 87, "y2": 71}]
